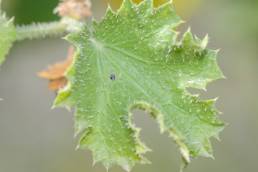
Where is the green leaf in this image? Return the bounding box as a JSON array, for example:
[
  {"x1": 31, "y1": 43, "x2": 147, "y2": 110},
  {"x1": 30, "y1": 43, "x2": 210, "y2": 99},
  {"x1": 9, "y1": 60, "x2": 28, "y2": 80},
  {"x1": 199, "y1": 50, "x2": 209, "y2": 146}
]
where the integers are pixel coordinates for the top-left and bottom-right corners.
[
  {"x1": 0, "y1": 5, "x2": 16, "y2": 65},
  {"x1": 55, "y1": 0, "x2": 224, "y2": 170}
]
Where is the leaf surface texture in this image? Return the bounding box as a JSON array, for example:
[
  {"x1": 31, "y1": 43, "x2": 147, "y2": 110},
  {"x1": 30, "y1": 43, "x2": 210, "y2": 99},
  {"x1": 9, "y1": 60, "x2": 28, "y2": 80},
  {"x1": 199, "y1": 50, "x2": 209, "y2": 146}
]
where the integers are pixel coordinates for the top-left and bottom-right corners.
[{"x1": 55, "y1": 0, "x2": 224, "y2": 170}]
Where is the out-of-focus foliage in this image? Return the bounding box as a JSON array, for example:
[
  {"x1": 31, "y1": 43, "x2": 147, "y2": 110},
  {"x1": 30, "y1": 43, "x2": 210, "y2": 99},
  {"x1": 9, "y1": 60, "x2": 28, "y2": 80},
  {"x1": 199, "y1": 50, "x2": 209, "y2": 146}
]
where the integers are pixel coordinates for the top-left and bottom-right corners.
[
  {"x1": 216, "y1": 0, "x2": 258, "y2": 43},
  {"x1": 2, "y1": 0, "x2": 202, "y2": 24},
  {"x1": 233, "y1": 1, "x2": 258, "y2": 42},
  {"x1": 0, "y1": 3, "x2": 16, "y2": 65},
  {"x1": 107, "y1": 0, "x2": 202, "y2": 18},
  {"x1": 2, "y1": 0, "x2": 59, "y2": 24}
]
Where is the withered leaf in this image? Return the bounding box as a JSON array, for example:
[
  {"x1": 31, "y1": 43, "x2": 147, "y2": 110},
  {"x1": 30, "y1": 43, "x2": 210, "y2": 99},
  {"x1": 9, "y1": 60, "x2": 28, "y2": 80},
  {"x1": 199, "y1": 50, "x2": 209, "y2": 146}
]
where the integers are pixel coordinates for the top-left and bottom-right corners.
[{"x1": 38, "y1": 47, "x2": 74, "y2": 91}]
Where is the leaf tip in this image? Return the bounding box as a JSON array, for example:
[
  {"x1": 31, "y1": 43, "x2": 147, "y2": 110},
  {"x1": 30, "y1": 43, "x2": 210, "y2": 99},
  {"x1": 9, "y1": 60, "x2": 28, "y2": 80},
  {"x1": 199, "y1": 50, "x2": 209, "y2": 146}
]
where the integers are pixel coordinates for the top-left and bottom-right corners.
[{"x1": 201, "y1": 34, "x2": 209, "y2": 49}]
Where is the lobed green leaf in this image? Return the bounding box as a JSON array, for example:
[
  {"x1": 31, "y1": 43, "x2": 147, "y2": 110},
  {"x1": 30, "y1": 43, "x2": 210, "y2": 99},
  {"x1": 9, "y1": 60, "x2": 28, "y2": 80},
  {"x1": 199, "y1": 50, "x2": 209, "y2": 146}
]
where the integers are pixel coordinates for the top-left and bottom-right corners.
[{"x1": 55, "y1": 0, "x2": 224, "y2": 170}]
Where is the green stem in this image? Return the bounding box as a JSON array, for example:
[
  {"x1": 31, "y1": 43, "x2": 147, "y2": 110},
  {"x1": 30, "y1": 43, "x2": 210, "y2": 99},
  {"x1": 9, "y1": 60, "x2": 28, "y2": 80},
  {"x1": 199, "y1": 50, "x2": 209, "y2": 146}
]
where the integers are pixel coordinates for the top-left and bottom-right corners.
[{"x1": 16, "y1": 21, "x2": 67, "y2": 41}]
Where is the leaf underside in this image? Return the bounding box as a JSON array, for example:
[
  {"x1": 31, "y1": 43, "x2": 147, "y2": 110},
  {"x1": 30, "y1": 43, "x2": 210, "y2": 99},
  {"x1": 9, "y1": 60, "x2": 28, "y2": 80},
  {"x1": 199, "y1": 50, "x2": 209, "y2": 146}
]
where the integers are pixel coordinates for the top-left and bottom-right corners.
[
  {"x1": 55, "y1": 0, "x2": 224, "y2": 170},
  {"x1": 0, "y1": 11, "x2": 16, "y2": 65}
]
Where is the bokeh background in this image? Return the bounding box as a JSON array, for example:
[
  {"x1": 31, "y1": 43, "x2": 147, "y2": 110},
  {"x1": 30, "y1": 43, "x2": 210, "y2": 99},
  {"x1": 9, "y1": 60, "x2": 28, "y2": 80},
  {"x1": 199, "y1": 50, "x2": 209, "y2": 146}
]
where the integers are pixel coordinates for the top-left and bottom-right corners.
[{"x1": 0, "y1": 0, "x2": 257, "y2": 172}]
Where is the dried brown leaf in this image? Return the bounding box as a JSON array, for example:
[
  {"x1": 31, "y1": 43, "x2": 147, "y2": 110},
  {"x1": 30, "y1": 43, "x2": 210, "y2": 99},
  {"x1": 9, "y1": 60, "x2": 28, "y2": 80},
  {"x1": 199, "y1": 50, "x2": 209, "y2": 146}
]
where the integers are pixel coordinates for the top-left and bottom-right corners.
[{"x1": 38, "y1": 47, "x2": 74, "y2": 91}]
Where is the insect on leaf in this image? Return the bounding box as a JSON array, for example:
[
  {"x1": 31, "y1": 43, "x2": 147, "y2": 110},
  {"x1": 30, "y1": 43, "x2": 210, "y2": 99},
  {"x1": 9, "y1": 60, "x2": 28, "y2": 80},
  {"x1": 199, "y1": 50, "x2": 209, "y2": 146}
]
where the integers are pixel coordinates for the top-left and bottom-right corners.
[{"x1": 54, "y1": 0, "x2": 225, "y2": 170}]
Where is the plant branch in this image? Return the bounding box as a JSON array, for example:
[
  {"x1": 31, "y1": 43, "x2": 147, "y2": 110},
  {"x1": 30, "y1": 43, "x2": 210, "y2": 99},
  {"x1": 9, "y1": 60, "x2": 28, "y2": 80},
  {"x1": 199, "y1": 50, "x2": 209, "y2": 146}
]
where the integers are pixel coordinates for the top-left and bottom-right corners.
[{"x1": 16, "y1": 21, "x2": 67, "y2": 41}]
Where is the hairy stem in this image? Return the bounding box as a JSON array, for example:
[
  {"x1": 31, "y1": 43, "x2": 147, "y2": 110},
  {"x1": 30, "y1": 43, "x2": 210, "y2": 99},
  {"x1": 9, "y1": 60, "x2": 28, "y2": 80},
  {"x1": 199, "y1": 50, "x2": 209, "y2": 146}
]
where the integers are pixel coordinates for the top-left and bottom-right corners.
[{"x1": 16, "y1": 21, "x2": 67, "y2": 41}]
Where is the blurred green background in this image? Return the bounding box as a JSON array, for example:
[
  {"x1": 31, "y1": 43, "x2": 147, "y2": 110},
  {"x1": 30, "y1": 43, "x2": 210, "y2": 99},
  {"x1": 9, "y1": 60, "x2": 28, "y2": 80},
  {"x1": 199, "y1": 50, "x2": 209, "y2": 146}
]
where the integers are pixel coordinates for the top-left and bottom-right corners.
[{"x1": 0, "y1": 0, "x2": 257, "y2": 172}]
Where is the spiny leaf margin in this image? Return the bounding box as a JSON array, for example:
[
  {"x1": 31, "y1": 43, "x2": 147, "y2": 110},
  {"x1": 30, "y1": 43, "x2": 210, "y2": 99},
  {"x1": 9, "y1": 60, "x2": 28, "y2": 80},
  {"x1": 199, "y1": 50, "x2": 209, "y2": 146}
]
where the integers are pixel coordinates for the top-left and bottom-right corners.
[
  {"x1": 0, "y1": 1, "x2": 16, "y2": 66},
  {"x1": 54, "y1": 0, "x2": 224, "y2": 170}
]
